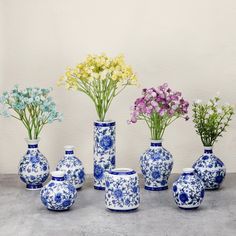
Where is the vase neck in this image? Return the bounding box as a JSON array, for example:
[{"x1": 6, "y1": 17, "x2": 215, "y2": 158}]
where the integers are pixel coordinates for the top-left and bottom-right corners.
[
  {"x1": 150, "y1": 140, "x2": 162, "y2": 148},
  {"x1": 26, "y1": 139, "x2": 39, "y2": 150},
  {"x1": 204, "y1": 146, "x2": 213, "y2": 154},
  {"x1": 51, "y1": 171, "x2": 65, "y2": 181},
  {"x1": 64, "y1": 145, "x2": 75, "y2": 157},
  {"x1": 182, "y1": 168, "x2": 195, "y2": 176}
]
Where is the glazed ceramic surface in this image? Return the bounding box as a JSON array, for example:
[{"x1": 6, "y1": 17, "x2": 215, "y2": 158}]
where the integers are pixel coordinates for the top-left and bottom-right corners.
[
  {"x1": 94, "y1": 120, "x2": 116, "y2": 190},
  {"x1": 56, "y1": 145, "x2": 85, "y2": 189},
  {"x1": 18, "y1": 139, "x2": 49, "y2": 190},
  {"x1": 140, "y1": 140, "x2": 173, "y2": 191},
  {"x1": 172, "y1": 168, "x2": 205, "y2": 209},
  {"x1": 105, "y1": 168, "x2": 140, "y2": 211},
  {"x1": 193, "y1": 147, "x2": 226, "y2": 190},
  {"x1": 40, "y1": 171, "x2": 77, "y2": 211}
]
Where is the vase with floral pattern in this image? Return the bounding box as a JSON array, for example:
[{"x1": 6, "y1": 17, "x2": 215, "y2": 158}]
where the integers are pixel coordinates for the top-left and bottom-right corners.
[
  {"x1": 94, "y1": 120, "x2": 116, "y2": 190},
  {"x1": 40, "y1": 171, "x2": 77, "y2": 211},
  {"x1": 105, "y1": 168, "x2": 140, "y2": 211},
  {"x1": 56, "y1": 145, "x2": 85, "y2": 190},
  {"x1": 172, "y1": 168, "x2": 205, "y2": 209},
  {"x1": 140, "y1": 140, "x2": 173, "y2": 191},
  {"x1": 193, "y1": 146, "x2": 226, "y2": 190},
  {"x1": 18, "y1": 139, "x2": 50, "y2": 190}
]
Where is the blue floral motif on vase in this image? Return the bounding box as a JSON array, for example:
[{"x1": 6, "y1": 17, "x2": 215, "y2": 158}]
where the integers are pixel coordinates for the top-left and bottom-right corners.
[
  {"x1": 105, "y1": 168, "x2": 140, "y2": 211},
  {"x1": 18, "y1": 139, "x2": 50, "y2": 190},
  {"x1": 56, "y1": 146, "x2": 85, "y2": 190},
  {"x1": 192, "y1": 147, "x2": 226, "y2": 190},
  {"x1": 40, "y1": 171, "x2": 77, "y2": 211},
  {"x1": 140, "y1": 140, "x2": 173, "y2": 191},
  {"x1": 94, "y1": 120, "x2": 116, "y2": 190},
  {"x1": 172, "y1": 168, "x2": 205, "y2": 209}
]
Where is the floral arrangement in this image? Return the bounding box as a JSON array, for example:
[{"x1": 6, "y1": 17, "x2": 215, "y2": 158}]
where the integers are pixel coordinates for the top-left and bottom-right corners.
[
  {"x1": 58, "y1": 53, "x2": 137, "y2": 121},
  {"x1": 129, "y1": 83, "x2": 189, "y2": 140},
  {"x1": 193, "y1": 97, "x2": 234, "y2": 147},
  {"x1": 0, "y1": 86, "x2": 63, "y2": 140}
]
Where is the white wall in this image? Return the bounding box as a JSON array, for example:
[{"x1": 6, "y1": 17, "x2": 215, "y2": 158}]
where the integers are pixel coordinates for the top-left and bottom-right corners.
[{"x1": 0, "y1": 0, "x2": 236, "y2": 174}]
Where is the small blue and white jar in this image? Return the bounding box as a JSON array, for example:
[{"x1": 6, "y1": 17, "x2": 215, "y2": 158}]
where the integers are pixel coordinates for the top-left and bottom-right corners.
[
  {"x1": 18, "y1": 139, "x2": 50, "y2": 190},
  {"x1": 56, "y1": 145, "x2": 85, "y2": 190},
  {"x1": 193, "y1": 146, "x2": 226, "y2": 190},
  {"x1": 172, "y1": 168, "x2": 205, "y2": 209},
  {"x1": 94, "y1": 120, "x2": 116, "y2": 190},
  {"x1": 140, "y1": 140, "x2": 173, "y2": 191},
  {"x1": 105, "y1": 168, "x2": 140, "y2": 211},
  {"x1": 40, "y1": 171, "x2": 77, "y2": 211}
]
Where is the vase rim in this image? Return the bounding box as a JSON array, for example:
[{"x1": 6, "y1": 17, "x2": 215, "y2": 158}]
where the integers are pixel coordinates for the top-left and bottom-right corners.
[
  {"x1": 25, "y1": 138, "x2": 40, "y2": 144},
  {"x1": 204, "y1": 146, "x2": 213, "y2": 150},
  {"x1": 64, "y1": 145, "x2": 75, "y2": 151},
  {"x1": 94, "y1": 119, "x2": 115, "y2": 123},
  {"x1": 183, "y1": 168, "x2": 194, "y2": 173},
  {"x1": 150, "y1": 139, "x2": 163, "y2": 143},
  {"x1": 109, "y1": 168, "x2": 136, "y2": 175},
  {"x1": 51, "y1": 171, "x2": 65, "y2": 178}
]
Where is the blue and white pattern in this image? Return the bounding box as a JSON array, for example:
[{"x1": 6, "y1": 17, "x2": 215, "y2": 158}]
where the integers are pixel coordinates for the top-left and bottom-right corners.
[
  {"x1": 140, "y1": 140, "x2": 173, "y2": 191},
  {"x1": 193, "y1": 147, "x2": 226, "y2": 190},
  {"x1": 18, "y1": 139, "x2": 49, "y2": 190},
  {"x1": 56, "y1": 146, "x2": 85, "y2": 190},
  {"x1": 105, "y1": 168, "x2": 140, "y2": 211},
  {"x1": 172, "y1": 168, "x2": 205, "y2": 209},
  {"x1": 94, "y1": 120, "x2": 116, "y2": 190},
  {"x1": 40, "y1": 171, "x2": 77, "y2": 211}
]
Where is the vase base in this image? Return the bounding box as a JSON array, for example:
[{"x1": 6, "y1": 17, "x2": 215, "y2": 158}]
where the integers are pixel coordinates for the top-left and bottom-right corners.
[
  {"x1": 178, "y1": 206, "x2": 199, "y2": 210},
  {"x1": 26, "y1": 184, "x2": 43, "y2": 190},
  {"x1": 47, "y1": 208, "x2": 70, "y2": 212},
  {"x1": 205, "y1": 187, "x2": 220, "y2": 191},
  {"x1": 94, "y1": 186, "x2": 105, "y2": 190},
  {"x1": 107, "y1": 207, "x2": 138, "y2": 212},
  {"x1": 145, "y1": 185, "x2": 168, "y2": 191}
]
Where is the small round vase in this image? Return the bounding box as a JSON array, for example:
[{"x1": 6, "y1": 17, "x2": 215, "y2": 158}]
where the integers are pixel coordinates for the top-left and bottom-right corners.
[
  {"x1": 94, "y1": 120, "x2": 116, "y2": 190},
  {"x1": 172, "y1": 168, "x2": 205, "y2": 210},
  {"x1": 56, "y1": 145, "x2": 85, "y2": 190},
  {"x1": 140, "y1": 140, "x2": 173, "y2": 191},
  {"x1": 40, "y1": 171, "x2": 77, "y2": 211},
  {"x1": 193, "y1": 147, "x2": 226, "y2": 190},
  {"x1": 18, "y1": 139, "x2": 50, "y2": 190},
  {"x1": 105, "y1": 168, "x2": 140, "y2": 211}
]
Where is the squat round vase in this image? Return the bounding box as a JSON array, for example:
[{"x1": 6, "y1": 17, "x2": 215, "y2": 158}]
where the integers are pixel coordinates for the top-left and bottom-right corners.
[
  {"x1": 56, "y1": 145, "x2": 85, "y2": 190},
  {"x1": 18, "y1": 139, "x2": 50, "y2": 190},
  {"x1": 105, "y1": 168, "x2": 140, "y2": 212},
  {"x1": 193, "y1": 147, "x2": 226, "y2": 190},
  {"x1": 94, "y1": 120, "x2": 116, "y2": 190},
  {"x1": 140, "y1": 140, "x2": 173, "y2": 191},
  {"x1": 40, "y1": 171, "x2": 77, "y2": 211},
  {"x1": 172, "y1": 168, "x2": 205, "y2": 210}
]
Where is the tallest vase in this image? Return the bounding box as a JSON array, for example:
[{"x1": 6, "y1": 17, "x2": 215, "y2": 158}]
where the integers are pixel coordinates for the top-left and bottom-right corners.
[{"x1": 93, "y1": 120, "x2": 116, "y2": 190}]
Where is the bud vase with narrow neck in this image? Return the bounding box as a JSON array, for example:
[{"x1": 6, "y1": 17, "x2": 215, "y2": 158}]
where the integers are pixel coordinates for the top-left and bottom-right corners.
[
  {"x1": 193, "y1": 146, "x2": 226, "y2": 190},
  {"x1": 140, "y1": 140, "x2": 173, "y2": 191},
  {"x1": 18, "y1": 139, "x2": 50, "y2": 190},
  {"x1": 56, "y1": 145, "x2": 85, "y2": 190},
  {"x1": 93, "y1": 120, "x2": 116, "y2": 190}
]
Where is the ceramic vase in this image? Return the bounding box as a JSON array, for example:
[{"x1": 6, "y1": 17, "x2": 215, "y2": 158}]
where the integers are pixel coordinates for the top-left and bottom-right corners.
[
  {"x1": 40, "y1": 171, "x2": 77, "y2": 211},
  {"x1": 18, "y1": 139, "x2": 50, "y2": 190},
  {"x1": 193, "y1": 146, "x2": 226, "y2": 190},
  {"x1": 140, "y1": 140, "x2": 173, "y2": 191},
  {"x1": 105, "y1": 168, "x2": 140, "y2": 211},
  {"x1": 172, "y1": 168, "x2": 205, "y2": 209},
  {"x1": 93, "y1": 120, "x2": 116, "y2": 190},
  {"x1": 56, "y1": 145, "x2": 85, "y2": 190}
]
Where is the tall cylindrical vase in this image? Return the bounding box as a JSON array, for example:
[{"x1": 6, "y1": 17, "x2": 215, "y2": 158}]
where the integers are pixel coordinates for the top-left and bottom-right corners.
[
  {"x1": 19, "y1": 139, "x2": 50, "y2": 190},
  {"x1": 93, "y1": 120, "x2": 116, "y2": 190}
]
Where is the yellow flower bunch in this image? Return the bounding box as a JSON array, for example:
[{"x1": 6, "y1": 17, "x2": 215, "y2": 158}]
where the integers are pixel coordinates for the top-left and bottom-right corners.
[{"x1": 58, "y1": 53, "x2": 138, "y2": 121}]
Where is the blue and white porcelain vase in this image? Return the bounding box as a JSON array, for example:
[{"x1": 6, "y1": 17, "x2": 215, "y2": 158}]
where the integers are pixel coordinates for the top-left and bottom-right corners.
[
  {"x1": 172, "y1": 168, "x2": 205, "y2": 209},
  {"x1": 193, "y1": 146, "x2": 226, "y2": 190},
  {"x1": 18, "y1": 139, "x2": 50, "y2": 190},
  {"x1": 56, "y1": 145, "x2": 85, "y2": 190},
  {"x1": 40, "y1": 171, "x2": 77, "y2": 211},
  {"x1": 140, "y1": 140, "x2": 173, "y2": 191},
  {"x1": 105, "y1": 168, "x2": 140, "y2": 211},
  {"x1": 94, "y1": 120, "x2": 116, "y2": 190}
]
